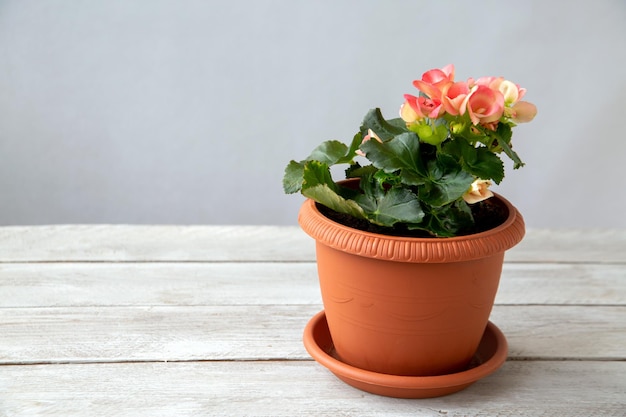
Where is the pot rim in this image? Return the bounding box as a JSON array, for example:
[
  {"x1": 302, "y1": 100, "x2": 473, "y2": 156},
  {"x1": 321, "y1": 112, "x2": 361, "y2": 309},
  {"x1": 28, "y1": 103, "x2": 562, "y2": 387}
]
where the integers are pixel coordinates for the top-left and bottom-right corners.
[{"x1": 298, "y1": 193, "x2": 525, "y2": 263}]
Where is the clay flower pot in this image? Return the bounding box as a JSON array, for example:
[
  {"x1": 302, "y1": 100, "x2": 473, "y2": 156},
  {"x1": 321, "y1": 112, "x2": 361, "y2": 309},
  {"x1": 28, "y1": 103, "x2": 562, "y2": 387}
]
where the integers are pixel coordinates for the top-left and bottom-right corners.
[{"x1": 298, "y1": 193, "x2": 525, "y2": 382}]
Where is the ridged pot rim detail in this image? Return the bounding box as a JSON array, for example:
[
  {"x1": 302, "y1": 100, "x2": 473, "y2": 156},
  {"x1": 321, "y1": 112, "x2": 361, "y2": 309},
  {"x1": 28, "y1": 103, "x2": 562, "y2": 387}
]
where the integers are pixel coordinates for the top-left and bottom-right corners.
[{"x1": 298, "y1": 193, "x2": 525, "y2": 263}]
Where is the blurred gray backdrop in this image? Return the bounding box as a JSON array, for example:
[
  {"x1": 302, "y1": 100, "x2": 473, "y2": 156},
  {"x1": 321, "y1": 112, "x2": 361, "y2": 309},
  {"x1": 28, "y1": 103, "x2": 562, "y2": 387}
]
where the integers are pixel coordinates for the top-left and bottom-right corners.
[{"x1": 1, "y1": 0, "x2": 625, "y2": 227}]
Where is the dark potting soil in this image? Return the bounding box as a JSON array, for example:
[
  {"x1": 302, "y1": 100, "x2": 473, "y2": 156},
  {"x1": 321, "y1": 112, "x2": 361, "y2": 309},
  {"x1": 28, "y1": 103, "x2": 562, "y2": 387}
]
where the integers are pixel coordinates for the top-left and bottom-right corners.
[{"x1": 317, "y1": 197, "x2": 509, "y2": 238}]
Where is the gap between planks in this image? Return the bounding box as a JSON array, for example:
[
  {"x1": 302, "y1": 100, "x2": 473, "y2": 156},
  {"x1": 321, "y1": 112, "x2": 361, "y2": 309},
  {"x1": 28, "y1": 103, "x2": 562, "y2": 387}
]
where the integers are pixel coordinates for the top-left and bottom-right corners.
[{"x1": 3, "y1": 356, "x2": 625, "y2": 369}]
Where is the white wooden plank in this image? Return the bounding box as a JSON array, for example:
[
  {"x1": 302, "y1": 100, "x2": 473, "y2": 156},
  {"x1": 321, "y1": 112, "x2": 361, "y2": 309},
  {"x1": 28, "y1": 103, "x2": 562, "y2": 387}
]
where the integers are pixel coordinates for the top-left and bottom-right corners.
[
  {"x1": 0, "y1": 225, "x2": 624, "y2": 263},
  {"x1": 495, "y1": 262, "x2": 626, "y2": 305},
  {"x1": 1, "y1": 305, "x2": 623, "y2": 364},
  {"x1": 510, "y1": 228, "x2": 626, "y2": 264},
  {"x1": 490, "y1": 306, "x2": 626, "y2": 360},
  {"x1": 0, "y1": 263, "x2": 323, "y2": 308},
  {"x1": 1, "y1": 262, "x2": 624, "y2": 308},
  {"x1": 0, "y1": 360, "x2": 623, "y2": 416},
  {"x1": 0, "y1": 225, "x2": 315, "y2": 262},
  {"x1": 0, "y1": 305, "x2": 318, "y2": 364}
]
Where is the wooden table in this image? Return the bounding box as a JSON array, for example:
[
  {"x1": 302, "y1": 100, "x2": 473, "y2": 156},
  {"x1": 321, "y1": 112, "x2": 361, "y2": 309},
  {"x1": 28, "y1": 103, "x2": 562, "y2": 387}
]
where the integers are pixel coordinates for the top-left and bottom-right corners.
[{"x1": 0, "y1": 226, "x2": 624, "y2": 416}]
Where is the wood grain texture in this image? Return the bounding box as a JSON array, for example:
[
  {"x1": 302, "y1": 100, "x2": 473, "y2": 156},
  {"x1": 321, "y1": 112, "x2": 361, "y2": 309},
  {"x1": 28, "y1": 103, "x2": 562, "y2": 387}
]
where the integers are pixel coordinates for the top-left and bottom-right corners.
[
  {"x1": 0, "y1": 225, "x2": 624, "y2": 263},
  {"x1": 1, "y1": 361, "x2": 624, "y2": 417},
  {"x1": 1, "y1": 305, "x2": 624, "y2": 364},
  {"x1": 0, "y1": 225, "x2": 315, "y2": 262},
  {"x1": 1, "y1": 262, "x2": 624, "y2": 308}
]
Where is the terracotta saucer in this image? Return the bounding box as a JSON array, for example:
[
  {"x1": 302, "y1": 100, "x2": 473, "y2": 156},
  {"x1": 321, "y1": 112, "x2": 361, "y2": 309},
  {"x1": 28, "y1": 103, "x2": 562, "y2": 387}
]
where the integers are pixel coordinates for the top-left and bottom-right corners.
[{"x1": 303, "y1": 310, "x2": 508, "y2": 399}]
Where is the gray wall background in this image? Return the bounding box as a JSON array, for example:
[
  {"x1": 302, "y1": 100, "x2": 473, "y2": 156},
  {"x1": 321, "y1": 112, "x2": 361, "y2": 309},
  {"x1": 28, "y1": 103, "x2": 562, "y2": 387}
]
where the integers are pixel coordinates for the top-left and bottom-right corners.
[{"x1": 1, "y1": 0, "x2": 625, "y2": 227}]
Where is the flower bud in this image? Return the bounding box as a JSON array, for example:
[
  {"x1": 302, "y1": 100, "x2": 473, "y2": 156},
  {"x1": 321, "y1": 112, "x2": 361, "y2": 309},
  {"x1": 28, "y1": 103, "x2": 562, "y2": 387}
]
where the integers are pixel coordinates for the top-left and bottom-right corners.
[
  {"x1": 450, "y1": 121, "x2": 465, "y2": 135},
  {"x1": 416, "y1": 124, "x2": 447, "y2": 146}
]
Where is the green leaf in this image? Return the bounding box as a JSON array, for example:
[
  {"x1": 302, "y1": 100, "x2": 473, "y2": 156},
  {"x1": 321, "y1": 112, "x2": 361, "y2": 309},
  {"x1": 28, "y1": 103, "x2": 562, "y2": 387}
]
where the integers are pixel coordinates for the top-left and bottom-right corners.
[
  {"x1": 498, "y1": 138, "x2": 525, "y2": 169},
  {"x1": 303, "y1": 185, "x2": 367, "y2": 219},
  {"x1": 488, "y1": 122, "x2": 524, "y2": 168},
  {"x1": 373, "y1": 169, "x2": 402, "y2": 187},
  {"x1": 361, "y1": 108, "x2": 406, "y2": 141},
  {"x1": 496, "y1": 122, "x2": 513, "y2": 144},
  {"x1": 355, "y1": 185, "x2": 424, "y2": 227},
  {"x1": 386, "y1": 117, "x2": 409, "y2": 131},
  {"x1": 282, "y1": 160, "x2": 305, "y2": 194},
  {"x1": 342, "y1": 132, "x2": 364, "y2": 163},
  {"x1": 419, "y1": 154, "x2": 474, "y2": 207},
  {"x1": 472, "y1": 147, "x2": 505, "y2": 184},
  {"x1": 360, "y1": 131, "x2": 427, "y2": 185},
  {"x1": 345, "y1": 163, "x2": 379, "y2": 179},
  {"x1": 285, "y1": 134, "x2": 363, "y2": 196},
  {"x1": 305, "y1": 134, "x2": 363, "y2": 166},
  {"x1": 411, "y1": 200, "x2": 474, "y2": 237},
  {"x1": 443, "y1": 138, "x2": 505, "y2": 184},
  {"x1": 306, "y1": 140, "x2": 350, "y2": 165},
  {"x1": 301, "y1": 160, "x2": 338, "y2": 192},
  {"x1": 301, "y1": 160, "x2": 366, "y2": 219}
]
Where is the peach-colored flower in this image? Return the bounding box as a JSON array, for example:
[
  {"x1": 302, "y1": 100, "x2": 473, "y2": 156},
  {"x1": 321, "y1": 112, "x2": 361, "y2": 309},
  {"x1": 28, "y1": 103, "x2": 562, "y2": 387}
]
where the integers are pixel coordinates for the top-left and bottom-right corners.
[
  {"x1": 404, "y1": 94, "x2": 443, "y2": 119},
  {"x1": 498, "y1": 80, "x2": 526, "y2": 105},
  {"x1": 509, "y1": 101, "x2": 537, "y2": 123},
  {"x1": 400, "y1": 99, "x2": 421, "y2": 123},
  {"x1": 412, "y1": 64, "x2": 455, "y2": 101},
  {"x1": 469, "y1": 76, "x2": 502, "y2": 89},
  {"x1": 463, "y1": 179, "x2": 493, "y2": 204},
  {"x1": 442, "y1": 81, "x2": 470, "y2": 116},
  {"x1": 356, "y1": 129, "x2": 382, "y2": 156},
  {"x1": 462, "y1": 85, "x2": 505, "y2": 125}
]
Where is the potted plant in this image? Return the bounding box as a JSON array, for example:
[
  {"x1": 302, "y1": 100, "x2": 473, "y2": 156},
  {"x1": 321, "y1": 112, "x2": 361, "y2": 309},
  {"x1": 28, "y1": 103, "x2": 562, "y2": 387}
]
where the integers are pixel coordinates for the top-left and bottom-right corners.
[{"x1": 283, "y1": 64, "x2": 536, "y2": 398}]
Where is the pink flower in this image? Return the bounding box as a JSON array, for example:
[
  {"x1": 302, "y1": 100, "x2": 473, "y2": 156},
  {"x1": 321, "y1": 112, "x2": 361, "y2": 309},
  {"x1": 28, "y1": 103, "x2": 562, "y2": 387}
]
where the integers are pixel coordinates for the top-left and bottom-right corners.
[
  {"x1": 404, "y1": 94, "x2": 443, "y2": 119},
  {"x1": 463, "y1": 179, "x2": 493, "y2": 204},
  {"x1": 509, "y1": 101, "x2": 537, "y2": 123},
  {"x1": 442, "y1": 81, "x2": 470, "y2": 116},
  {"x1": 462, "y1": 85, "x2": 505, "y2": 125},
  {"x1": 412, "y1": 64, "x2": 455, "y2": 101}
]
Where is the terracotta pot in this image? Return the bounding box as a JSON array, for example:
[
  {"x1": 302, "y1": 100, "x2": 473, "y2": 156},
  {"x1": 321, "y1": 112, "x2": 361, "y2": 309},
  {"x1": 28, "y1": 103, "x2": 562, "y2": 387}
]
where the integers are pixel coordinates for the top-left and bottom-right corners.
[{"x1": 298, "y1": 192, "x2": 525, "y2": 377}]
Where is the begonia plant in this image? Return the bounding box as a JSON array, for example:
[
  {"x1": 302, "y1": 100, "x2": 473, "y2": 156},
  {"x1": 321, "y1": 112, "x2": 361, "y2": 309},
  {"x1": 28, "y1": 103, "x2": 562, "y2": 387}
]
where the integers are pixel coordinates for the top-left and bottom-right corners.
[{"x1": 283, "y1": 65, "x2": 537, "y2": 237}]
